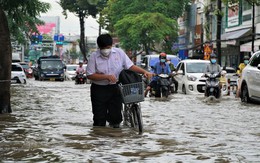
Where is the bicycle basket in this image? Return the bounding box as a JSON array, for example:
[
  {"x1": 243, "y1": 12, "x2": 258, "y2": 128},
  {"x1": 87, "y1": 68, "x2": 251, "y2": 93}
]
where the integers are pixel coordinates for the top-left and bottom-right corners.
[{"x1": 119, "y1": 82, "x2": 144, "y2": 104}]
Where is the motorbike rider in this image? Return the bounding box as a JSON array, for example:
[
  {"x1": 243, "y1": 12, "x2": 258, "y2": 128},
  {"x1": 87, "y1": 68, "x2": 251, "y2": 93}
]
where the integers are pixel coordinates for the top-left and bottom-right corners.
[
  {"x1": 166, "y1": 58, "x2": 178, "y2": 93},
  {"x1": 75, "y1": 62, "x2": 86, "y2": 82},
  {"x1": 204, "y1": 53, "x2": 222, "y2": 97},
  {"x1": 237, "y1": 55, "x2": 249, "y2": 75},
  {"x1": 236, "y1": 55, "x2": 250, "y2": 97},
  {"x1": 205, "y1": 53, "x2": 221, "y2": 75},
  {"x1": 144, "y1": 52, "x2": 171, "y2": 97}
]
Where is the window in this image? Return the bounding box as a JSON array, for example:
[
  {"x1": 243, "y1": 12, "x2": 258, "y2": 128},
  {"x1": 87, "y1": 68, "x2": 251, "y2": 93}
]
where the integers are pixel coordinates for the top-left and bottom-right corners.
[
  {"x1": 242, "y1": 0, "x2": 251, "y2": 11},
  {"x1": 12, "y1": 65, "x2": 23, "y2": 71},
  {"x1": 250, "y1": 53, "x2": 260, "y2": 67},
  {"x1": 186, "y1": 62, "x2": 208, "y2": 73}
]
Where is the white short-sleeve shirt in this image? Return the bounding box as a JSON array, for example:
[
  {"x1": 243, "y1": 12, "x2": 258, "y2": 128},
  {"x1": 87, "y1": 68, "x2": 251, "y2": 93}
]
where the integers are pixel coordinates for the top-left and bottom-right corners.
[{"x1": 86, "y1": 47, "x2": 133, "y2": 85}]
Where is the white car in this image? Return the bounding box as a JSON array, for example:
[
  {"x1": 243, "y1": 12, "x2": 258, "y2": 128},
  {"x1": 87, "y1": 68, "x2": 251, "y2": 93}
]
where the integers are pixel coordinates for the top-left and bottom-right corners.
[
  {"x1": 175, "y1": 59, "x2": 210, "y2": 94},
  {"x1": 222, "y1": 66, "x2": 239, "y2": 87},
  {"x1": 11, "y1": 63, "x2": 27, "y2": 84},
  {"x1": 65, "y1": 64, "x2": 78, "y2": 80},
  {"x1": 240, "y1": 51, "x2": 260, "y2": 103},
  {"x1": 65, "y1": 64, "x2": 88, "y2": 81},
  {"x1": 141, "y1": 54, "x2": 181, "y2": 72}
]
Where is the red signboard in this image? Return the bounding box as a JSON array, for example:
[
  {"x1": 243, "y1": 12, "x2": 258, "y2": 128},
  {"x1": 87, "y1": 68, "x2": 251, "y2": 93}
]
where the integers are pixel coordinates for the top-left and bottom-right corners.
[{"x1": 37, "y1": 23, "x2": 56, "y2": 34}]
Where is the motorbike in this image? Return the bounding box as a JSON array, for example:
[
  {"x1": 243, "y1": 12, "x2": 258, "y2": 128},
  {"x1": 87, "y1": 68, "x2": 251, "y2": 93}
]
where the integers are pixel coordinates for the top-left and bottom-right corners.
[
  {"x1": 75, "y1": 72, "x2": 86, "y2": 84},
  {"x1": 204, "y1": 72, "x2": 221, "y2": 99},
  {"x1": 150, "y1": 74, "x2": 172, "y2": 98}
]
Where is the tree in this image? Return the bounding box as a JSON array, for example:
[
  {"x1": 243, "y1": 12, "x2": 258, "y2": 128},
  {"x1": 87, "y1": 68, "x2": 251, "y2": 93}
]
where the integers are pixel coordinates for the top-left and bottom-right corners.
[
  {"x1": 115, "y1": 12, "x2": 178, "y2": 55},
  {"x1": 103, "y1": 0, "x2": 190, "y2": 54},
  {"x1": 59, "y1": 0, "x2": 107, "y2": 63},
  {"x1": 0, "y1": 0, "x2": 50, "y2": 114}
]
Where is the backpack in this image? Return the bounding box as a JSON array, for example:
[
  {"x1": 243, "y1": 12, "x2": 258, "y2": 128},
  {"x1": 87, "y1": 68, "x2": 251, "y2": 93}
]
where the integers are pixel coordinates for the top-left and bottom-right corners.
[{"x1": 119, "y1": 69, "x2": 142, "y2": 85}]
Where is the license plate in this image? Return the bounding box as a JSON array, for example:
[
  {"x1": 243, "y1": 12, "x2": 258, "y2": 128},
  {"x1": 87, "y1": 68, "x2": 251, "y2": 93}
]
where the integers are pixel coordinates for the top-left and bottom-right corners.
[
  {"x1": 50, "y1": 78, "x2": 55, "y2": 81},
  {"x1": 11, "y1": 80, "x2": 17, "y2": 83}
]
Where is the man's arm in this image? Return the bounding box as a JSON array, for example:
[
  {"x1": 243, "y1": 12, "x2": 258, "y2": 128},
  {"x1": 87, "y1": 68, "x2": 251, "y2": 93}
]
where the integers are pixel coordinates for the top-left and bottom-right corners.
[{"x1": 129, "y1": 65, "x2": 153, "y2": 79}]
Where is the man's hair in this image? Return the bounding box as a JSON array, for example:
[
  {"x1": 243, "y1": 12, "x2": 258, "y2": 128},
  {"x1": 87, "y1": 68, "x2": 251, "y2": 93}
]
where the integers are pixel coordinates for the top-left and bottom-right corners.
[{"x1": 97, "y1": 34, "x2": 113, "y2": 48}]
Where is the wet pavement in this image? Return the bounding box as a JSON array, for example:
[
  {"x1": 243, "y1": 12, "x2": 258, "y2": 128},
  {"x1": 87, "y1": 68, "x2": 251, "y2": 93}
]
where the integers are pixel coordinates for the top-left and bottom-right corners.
[{"x1": 0, "y1": 79, "x2": 259, "y2": 162}]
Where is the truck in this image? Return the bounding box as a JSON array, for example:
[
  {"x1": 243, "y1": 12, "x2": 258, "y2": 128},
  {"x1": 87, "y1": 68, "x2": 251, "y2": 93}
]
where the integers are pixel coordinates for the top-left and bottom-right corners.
[{"x1": 33, "y1": 56, "x2": 66, "y2": 81}]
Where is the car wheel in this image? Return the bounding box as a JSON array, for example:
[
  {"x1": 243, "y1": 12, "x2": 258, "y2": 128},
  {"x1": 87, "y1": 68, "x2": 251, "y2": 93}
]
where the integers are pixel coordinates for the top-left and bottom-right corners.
[
  {"x1": 241, "y1": 84, "x2": 251, "y2": 103},
  {"x1": 24, "y1": 79, "x2": 26, "y2": 84},
  {"x1": 182, "y1": 85, "x2": 186, "y2": 94}
]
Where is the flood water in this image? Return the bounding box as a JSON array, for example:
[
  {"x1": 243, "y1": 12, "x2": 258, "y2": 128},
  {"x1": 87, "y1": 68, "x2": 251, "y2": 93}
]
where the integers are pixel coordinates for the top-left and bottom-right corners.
[{"x1": 1, "y1": 79, "x2": 259, "y2": 162}]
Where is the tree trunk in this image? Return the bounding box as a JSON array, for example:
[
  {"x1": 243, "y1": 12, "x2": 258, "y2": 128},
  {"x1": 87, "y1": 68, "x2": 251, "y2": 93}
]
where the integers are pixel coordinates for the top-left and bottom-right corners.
[
  {"x1": 251, "y1": 2, "x2": 255, "y2": 57},
  {"x1": 79, "y1": 12, "x2": 87, "y2": 63},
  {"x1": 216, "y1": 0, "x2": 222, "y2": 65},
  {"x1": 0, "y1": 10, "x2": 12, "y2": 114}
]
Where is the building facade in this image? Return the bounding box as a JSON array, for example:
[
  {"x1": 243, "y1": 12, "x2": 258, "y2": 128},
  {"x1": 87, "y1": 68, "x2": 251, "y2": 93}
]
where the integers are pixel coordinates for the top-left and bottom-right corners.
[{"x1": 178, "y1": 0, "x2": 260, "y2": 68}]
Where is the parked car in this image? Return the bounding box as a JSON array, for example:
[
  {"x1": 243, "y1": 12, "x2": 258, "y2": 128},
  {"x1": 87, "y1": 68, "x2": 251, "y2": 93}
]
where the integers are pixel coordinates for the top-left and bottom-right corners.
[
  {"x1": 11, "y1": 63, "x2": 27, "y2": 84},
  {"x1": 175, "y1": 59, "x2": 210, "y2": 94},
  {"x1": 18, "y1": 62, "x2": 33, "y2": 78},
  {"x1": 222, "y1": 66, "x2": 238, "y2": 86},
  {"x1": 141, "y1": 54, "x2": 181, "y2": 72},
  {"x1": 240, "y1": 51, "x2": 260, "y2": 103}
]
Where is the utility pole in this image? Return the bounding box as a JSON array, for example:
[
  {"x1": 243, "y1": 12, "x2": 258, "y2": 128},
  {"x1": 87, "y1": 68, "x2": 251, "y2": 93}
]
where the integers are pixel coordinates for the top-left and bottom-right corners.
[
  {"x1": 216, "y1": 0, "x2": 222, "y2": 65},
  {"x1": 251, "y1": 2, "x2": 255, "y2": 57}
]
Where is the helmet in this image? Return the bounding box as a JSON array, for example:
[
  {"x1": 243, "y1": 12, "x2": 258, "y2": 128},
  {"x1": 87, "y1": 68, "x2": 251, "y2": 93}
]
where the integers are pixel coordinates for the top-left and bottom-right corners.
[
  {"x1": 159, "y1": 52, "x2": 167, "y2": 59},
  {"x1": 79, "y1": 62, "x2": 83, "y2": 65},
  {"x1": 210, "y1": 53, "x2": 217, "y2": 59},
  {"x1": 244, "y1": 56, "x2": 250, "y2": 60}
]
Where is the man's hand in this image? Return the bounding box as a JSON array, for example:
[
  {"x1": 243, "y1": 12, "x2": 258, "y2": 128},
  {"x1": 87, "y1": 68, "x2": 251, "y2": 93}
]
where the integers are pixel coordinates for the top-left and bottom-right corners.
[
  {"x1": 143, "y1": 71, "x2": 154, "y2": 80},
  {"x1": 106, "y1": 74, "x2": 117, "y2": 84}
]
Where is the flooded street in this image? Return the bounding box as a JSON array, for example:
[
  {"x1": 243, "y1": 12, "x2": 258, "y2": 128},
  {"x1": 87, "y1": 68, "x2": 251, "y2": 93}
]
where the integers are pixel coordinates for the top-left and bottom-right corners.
[{"x1": 1, "y1": 79, "x2": 259, "y2": 162}]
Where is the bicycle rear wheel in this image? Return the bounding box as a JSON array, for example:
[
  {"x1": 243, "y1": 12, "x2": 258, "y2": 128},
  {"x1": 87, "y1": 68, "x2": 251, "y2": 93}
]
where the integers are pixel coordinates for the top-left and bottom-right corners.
[{"x1": 132, "y1": 104, "x2": 143, "y2": 133}]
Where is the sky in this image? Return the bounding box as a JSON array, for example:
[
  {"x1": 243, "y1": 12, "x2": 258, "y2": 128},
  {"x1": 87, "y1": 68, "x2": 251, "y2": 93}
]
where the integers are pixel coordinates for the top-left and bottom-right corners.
[{"x1": 40, "y1": 0, "x2": 105, "y2": 37}]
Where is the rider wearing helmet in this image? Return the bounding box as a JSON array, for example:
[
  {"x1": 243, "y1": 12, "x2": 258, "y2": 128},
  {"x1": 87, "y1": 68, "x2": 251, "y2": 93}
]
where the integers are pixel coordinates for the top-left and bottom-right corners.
[
  {"x1": 144, "y1": 52, "x2": 171, "y2": 97},
  {"x1": 75, "y1": 62, "x2": 86, "y2": 82},
  {"x1": 205, "y1": 52, "x2": 221, "y2": 75},
  {"x1": 76, "y1": 62, "x2": 85, "y2": 74}
]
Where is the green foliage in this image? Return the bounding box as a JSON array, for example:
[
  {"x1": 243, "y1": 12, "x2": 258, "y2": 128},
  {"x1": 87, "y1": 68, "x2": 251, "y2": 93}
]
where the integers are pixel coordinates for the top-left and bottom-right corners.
[
  {"x1": 104, "y1": 0, "x2": 190, "y2": 53},
  {"x1": 59, "y1": 0, "x2": 100, "y2": 18},
  {"x1": 0, "y1": 1, "x2": 50, "y2": 44},
  {"x1": 115, "y1": 12, "x2": 178, "y2": 52}
]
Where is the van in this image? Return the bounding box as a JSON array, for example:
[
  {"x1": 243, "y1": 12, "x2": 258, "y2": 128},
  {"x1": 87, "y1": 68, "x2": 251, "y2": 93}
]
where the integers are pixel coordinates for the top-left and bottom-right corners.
[
  {"x1": 12, "y1": 52, "x2": 21, "y2": 63},
  {"x1": 141, "y1": 54, "x2": 181, "y2": 72},
  {"x1": 33, "y1": 56, "x2": 66, "y2": 81}
]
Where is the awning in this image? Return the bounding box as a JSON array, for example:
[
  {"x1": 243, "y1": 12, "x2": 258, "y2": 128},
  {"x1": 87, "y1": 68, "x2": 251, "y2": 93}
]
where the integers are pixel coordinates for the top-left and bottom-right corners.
[
  {"x1": 221, "y1": 28, "x2": 251, "y2": 45},
  {"x1": 240, "y1": 39, "x2": 260, "y2": 52}
]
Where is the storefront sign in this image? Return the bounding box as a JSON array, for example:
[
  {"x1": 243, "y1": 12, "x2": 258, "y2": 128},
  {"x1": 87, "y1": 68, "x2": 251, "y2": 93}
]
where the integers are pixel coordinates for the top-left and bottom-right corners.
[{"x1": 227, "y1": 3, "x2": 240, "y2": 27}]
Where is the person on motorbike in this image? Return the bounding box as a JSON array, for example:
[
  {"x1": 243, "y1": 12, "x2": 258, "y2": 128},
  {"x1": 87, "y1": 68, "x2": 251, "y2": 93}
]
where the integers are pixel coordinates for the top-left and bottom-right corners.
[
  {"x1": 75, "y1": 62, "x2": 86, "y2": 82},
  {"x1": 166, "y1": 58, "x2": 178, "y2": 93},
  {"x1": 144, "y1": 52, "x2": 171, "y2": 97},
  {"x1": 236, "y1": 55, "x2": 250, "y2": 97},
  {"x1": 204, "y1": 53, "x2": 222, "y2": 97},
  {"x1": 205, "y1": 53, "x2": 221, "y2": 75}
]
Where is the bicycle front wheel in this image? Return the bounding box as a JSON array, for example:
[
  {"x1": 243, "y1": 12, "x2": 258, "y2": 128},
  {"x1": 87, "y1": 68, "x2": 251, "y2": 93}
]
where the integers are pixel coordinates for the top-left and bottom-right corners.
[{"x1": 132, "y1": 104, "x2": 143, "y2": 133}]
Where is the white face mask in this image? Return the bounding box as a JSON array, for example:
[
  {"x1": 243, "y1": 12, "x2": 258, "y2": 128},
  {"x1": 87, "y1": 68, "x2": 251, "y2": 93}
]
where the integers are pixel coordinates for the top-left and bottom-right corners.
[{"x1": 100, "y1": 48, "x2": 111, "y2": 57}]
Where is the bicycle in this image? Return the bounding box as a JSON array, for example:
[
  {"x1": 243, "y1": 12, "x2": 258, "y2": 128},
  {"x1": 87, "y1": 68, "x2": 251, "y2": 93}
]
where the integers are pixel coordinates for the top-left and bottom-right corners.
[{"x1": 119, "y1": 82, "x2": 144, "y2": 134}]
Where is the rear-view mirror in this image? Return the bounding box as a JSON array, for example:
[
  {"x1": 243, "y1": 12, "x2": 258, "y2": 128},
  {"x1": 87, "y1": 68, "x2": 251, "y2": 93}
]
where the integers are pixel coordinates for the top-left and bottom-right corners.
[
  {"x1": 141, "y1": 63, "x2": 146, "y2": 68},
  {"x1": 177, "y1": 70, "x2": 183, "y2": 75}
]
